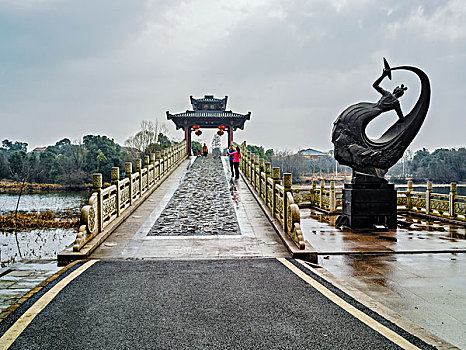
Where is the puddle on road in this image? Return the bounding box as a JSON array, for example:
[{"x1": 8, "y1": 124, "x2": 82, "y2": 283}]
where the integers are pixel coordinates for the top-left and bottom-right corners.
[{"x1": 300, "y1": 208, "x2": 466, "y2": 253}]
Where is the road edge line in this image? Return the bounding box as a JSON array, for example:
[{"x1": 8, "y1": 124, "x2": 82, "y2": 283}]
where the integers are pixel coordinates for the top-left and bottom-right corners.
[{"x1": 0, "y1": 259, "x2": 98, "y2": 349}]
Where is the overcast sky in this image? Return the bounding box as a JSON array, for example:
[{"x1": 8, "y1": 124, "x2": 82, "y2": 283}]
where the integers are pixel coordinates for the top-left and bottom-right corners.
[{"x1": 1, "y1": 0, "x2": 465, "y2": 153}]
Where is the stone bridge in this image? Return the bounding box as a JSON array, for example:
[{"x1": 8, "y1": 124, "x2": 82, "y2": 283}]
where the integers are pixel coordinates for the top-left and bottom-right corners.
[{"x1": 1, "y1": 141, "x2": 465, "y2": 349}]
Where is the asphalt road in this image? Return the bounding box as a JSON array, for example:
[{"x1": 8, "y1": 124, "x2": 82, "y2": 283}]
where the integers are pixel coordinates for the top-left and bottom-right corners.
[{"x1": 1, "y1": 259, "x2": 436, "y2": 349}]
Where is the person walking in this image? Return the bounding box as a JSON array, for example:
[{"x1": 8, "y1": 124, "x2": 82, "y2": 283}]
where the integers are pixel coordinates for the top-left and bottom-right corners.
[
  {"x1": 228, "y1": 145, "x2": 235, "y2": 177},
  {"x1": 233, "y1": 146, "x2": 241, "y2": 180},
  {"x1": 202, "y1": 144, "x2": 208, "y2": 157}
]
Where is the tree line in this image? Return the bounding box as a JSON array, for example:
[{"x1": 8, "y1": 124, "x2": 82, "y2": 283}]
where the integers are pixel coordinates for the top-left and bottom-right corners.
[
  {"x1": 246, "y1": 144, "x2": 465, "y2": 184},
  {"x1": 388, "y1": 147, "x2": 466, "y2": 183},
  {"x1": 0, "y1": 121, "x2": 175, "y2": 187}
]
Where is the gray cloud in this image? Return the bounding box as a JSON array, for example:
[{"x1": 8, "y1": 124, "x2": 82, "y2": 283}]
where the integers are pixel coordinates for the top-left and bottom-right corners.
[{"x1": 0, "y1": 0, "x2": 464, "y2": 153}]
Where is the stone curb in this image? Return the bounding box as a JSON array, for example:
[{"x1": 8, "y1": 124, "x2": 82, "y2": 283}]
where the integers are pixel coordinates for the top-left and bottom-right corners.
[
  {"x1": 239, "y1": 171, "x2": 318, "y2": 263},
  {"x1": 57, "y1": 157, "x2": 189, "y2": 265}
]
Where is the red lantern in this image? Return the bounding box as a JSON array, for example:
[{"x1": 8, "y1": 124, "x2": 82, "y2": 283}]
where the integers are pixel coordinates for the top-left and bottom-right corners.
[
  {"x1": 218, "y1": 125, "x2": 226, "y2": 131},
  {"x1": 195, "y1": 130, "x2": 202, "y2": 136},
  {"x1": 217, "y1": 130, "x2": 224, "y2": 136},
  {"x1": 192, "y1": 125, "x2": 200, "y2": 130}
]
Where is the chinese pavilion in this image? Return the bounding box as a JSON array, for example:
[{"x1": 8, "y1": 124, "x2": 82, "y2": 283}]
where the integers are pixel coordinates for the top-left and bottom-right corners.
[{"x1": 166, "y1": 95, "x2": 251, "y2": 155}]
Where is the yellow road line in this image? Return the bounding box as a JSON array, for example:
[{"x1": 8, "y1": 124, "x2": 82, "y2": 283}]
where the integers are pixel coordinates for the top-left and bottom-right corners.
[
  {"x1": 0, "y1": 259, "x2": 98, "y2": 349},
  {"x1": 277, "y1": 258, "x2": 420, "y2": 350}
]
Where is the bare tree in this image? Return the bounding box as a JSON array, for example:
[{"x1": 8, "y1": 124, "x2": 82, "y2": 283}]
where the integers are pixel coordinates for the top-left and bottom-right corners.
[{"x1": 125, "y1": 120, "x2": 168, "y2": 156}]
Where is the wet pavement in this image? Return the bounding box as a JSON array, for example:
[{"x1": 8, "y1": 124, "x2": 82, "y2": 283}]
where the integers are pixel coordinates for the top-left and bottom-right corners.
[
  {"x1": 301, "y1": 209, "x2": 466, "y2": 253},
  {"x1": 0, "y1": 260, "x2": 62, "y2": 322},
  {"x1": 300, "y1": 208, "x2": 466, "y2": 348},
  {"x1": 148, "y1": 157, "x2": 239, "y2": 236},
  {"x1": 92, "y1": 156, "x2": 287, "y2": 260}
]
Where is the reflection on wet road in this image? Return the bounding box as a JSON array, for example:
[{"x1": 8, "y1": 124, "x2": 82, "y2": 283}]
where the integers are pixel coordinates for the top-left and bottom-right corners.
[
  {"x1": 300, "y1": 208, "x2": 466, "y2": 348},
  {"x1": 301, "y1": 209, "x2": 466, "y2": 253}
]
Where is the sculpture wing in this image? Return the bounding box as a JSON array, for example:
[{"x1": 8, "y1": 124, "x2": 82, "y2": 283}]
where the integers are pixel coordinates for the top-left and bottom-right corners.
[{"x1": 364, "y1": 66, "x2": 431, "y2": 159}]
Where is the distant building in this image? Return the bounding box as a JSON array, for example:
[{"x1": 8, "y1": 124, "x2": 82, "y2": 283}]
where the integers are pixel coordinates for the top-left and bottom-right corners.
[
  {"x1": 32, "y1": 147, "x2": 46, "y2": 153},
  {"x1": 297, "y1": 148, "x2": 328, "y2": 160}
]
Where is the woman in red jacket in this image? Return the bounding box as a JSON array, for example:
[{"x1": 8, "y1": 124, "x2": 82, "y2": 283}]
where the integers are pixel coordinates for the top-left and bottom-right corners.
[{"x1": 232, "y1": 146, "x2": 241, "y2": 180}]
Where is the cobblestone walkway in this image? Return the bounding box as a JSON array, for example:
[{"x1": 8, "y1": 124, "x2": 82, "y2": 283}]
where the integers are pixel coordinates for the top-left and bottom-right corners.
[{"x1": 148, "y1": 157, "x2": 239, "y2": 236}]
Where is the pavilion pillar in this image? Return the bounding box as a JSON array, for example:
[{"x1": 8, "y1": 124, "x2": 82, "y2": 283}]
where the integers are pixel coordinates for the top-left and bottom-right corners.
[
  {"x1": 228, "y1": 127, "x2": 233, "y2": 148},
  {"x1": 185, "y1": 127, "x2": 192, "y2": 156}
]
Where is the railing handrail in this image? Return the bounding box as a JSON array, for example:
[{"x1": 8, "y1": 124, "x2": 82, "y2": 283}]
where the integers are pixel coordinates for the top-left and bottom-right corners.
[{"x1": 74, "y1": 141, "x2": 187, "y2": 252}]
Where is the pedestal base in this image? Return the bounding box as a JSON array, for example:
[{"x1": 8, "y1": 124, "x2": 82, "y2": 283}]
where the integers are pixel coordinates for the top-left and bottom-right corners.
[{"x1": 338, "y1": 183, "x2": 397, "y2": 231}]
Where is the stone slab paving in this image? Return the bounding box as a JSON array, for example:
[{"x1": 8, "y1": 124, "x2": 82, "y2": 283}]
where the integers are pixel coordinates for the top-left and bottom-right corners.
[
  {"x1": 0, "y1": 260, "x2": 62, "y2": 321},
  {"x1": 148, "y1": 157, "x2": 239, "y2": 236},
  {"x1": 91, "y1": 156, "x2": 287, "y2": 260}
]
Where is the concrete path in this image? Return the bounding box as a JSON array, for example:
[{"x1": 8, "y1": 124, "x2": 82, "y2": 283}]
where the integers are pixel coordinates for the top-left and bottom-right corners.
[
  {"x1": 92, "y1": 156, "x2": 287, "y2": 260},
  {"x1": 301, "y1": 208, "x2": 466, "y2": 348},
  {"x1": 0, "y1": 259, "x2": 442, "y2": 349}
]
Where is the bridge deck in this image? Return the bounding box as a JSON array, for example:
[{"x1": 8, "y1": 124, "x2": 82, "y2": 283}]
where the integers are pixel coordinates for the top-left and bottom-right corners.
[{"x1": 92, "y1": 157, "x2": 288, "y2": 260}]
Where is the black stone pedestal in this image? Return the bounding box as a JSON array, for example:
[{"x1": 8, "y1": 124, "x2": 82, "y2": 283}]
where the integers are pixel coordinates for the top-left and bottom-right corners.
[{"x1": 338, "y1": 182, "x2": 397, "y2": 231}]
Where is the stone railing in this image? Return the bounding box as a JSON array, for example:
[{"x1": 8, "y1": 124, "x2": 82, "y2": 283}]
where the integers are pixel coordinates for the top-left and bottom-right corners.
[
  {"x1": 396, "y1": 181, "x2": 465, "y2": 221},
  {"x1": 287, "y1": 179, "x2": 466, "y2": 222},
  {"x1": 291, "y1": 180, "x2": 342, "y2": 213},
  {"x1": 240, "y1": 146, "x2": 305, "y2": 249},
  {"x1": 74, "y1": 141, "x2": 187, "y2": 251}
]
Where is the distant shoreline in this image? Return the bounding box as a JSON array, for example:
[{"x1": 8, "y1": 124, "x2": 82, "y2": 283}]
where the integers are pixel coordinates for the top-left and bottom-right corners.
[{"x1": 0, "y1": 181, "x2": 91, "y2": 194}]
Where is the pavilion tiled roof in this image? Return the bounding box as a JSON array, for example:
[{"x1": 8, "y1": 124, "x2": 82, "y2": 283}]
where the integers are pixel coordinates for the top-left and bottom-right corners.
[
  {"x1": 167, "y1": 95, "x2": 251, "y2": 130},
  {"x1": 168, "y1": 110, "x2": 250, "y2": 118}
]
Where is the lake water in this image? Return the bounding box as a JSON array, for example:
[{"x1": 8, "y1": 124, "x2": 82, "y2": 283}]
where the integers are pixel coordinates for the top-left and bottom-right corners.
[
  {"x1": 394, "y1": 185, "x2": 466, "y2": 196},
  {"x1": 0, "y1": 191, "x2": 90, "y2": 216},
  {"x1": 0, "y1": 191, "x2": 89, "y2": 267}
]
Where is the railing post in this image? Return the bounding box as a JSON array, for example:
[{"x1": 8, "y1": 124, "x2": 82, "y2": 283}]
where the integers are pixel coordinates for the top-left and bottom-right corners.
[
  {"x1": 111, "y1": 167, "x2": 120, "y2": 217},
  {"x1": 92, "y1": 173, "x2": 103, "y2": 233},
  {"x1": 125, "y1": 162, "x2": 133, "y2": 205},
  {"x1": 311, "y1": 180, "x2": 317, "y2": 206},
  {"x1": 406, "y1": 181, "x2": 413, "y2": 210},
  {"x1": 272, "y1": 167, "x2": 280, "y2": 219},
  {"x1": 144, "y1": 155, "x2": 150, "y2": 189},
  {"x1": 150, "y1": 153, "x2": 156, "y2": 184},
  {"x1": 319, "y1": 180, "x2": 325, "y2": 208},
  {"x1": 136, "y1": 159, "x2": 142, "y2": 198},
  {"x1": 330, "y1": 181, "x2": 336, "y2": 212},
  {"x1": 426, "y1": 181, "x2": 432, "y2": 215},
  {"x1": 265, "y1": 162, "x2": 271, "y2": 206},
  {"x1": 168, "y1": 146, "x2": 172, "y2": 168},
  {"x1": 259, "y1": 159, "x2": 265, "y2": 198},
  {"x1": 449, "y1": 182, "x2": 457, "y2": 218},
  {"x1": 240, "y1": 149, "x2": 245, "y2": 172},
  {"x1": 248, "y1": 152, "x2": 252, "y2": 180},
  {"x1": 156, "y1": 151, "x2": 162, "y2": 178},
  {"x1": 250, "y1": 154, "x2": 255, "y2": 187},
  {"x1": 254, "y1": 155, "x2": 260, "y2": 191},
  {"x1": 283, "y1": 173, "x2": 292, "y2": 233}
]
